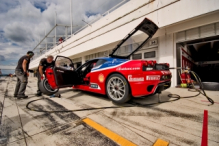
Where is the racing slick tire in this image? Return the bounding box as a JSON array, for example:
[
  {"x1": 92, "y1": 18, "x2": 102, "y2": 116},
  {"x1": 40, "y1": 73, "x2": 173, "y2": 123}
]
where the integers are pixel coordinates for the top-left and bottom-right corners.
[
  {"x1": 106, "y1": 74, "x2": 131, "y2": 104},
  {"x1": 39, "y1": 79, "x2": 59, "y2": 95}
]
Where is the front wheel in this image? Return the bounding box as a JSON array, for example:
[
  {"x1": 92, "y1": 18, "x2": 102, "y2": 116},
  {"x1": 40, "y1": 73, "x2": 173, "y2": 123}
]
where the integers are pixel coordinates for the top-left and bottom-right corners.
[
  {"x1": 39, "y1": 79, "x2": 59, "y2": 95},
  {"x1": 106, "y1": 74, "x2": 131, "y2": 104}
]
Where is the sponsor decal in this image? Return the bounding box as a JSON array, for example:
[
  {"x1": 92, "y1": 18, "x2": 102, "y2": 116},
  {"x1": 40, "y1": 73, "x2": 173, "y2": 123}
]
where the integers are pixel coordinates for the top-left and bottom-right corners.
[
  {"x1": 146, "y1": 67, "x2": 153, "y2": 70},
  {"x1": 91, "y1": 60, "x2": 130, "y2": 73},
  {"x1": 112, "y1": 59, "x2": 117, "y2": 63},
  {"x1": 146, "y1": 75, "x2": 160, "y2": 80},
  {"x1": 116, "y1": 67, "x2": 140, "y2": 71},
  {"x1": 90, "y1": 83, "x2": 98, "y2": 89},
  {"x1": 161, "y1": 71, "x2": 170, "y2": 74},
  {"x1": 128, "y1": 75, "x2": 144, "y2": 82},
  {"x1": 98, "y1": 73, "x2": 105, "y2": 83}
]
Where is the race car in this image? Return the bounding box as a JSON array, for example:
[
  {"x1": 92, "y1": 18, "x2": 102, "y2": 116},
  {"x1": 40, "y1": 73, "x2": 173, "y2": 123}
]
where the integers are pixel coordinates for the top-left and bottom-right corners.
[{"x1": 39, "y1": 18, "x2": 172, "y2": 103}]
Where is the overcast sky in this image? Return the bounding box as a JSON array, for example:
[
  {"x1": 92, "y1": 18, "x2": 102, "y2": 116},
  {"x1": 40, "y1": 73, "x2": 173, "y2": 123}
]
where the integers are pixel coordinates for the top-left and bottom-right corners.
[{"x1": 0, "y1": 0, "x2": 125, "y2": 71}]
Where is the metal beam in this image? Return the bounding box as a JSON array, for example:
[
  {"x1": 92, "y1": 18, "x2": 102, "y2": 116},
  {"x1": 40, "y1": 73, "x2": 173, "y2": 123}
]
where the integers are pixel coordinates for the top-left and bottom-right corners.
[
  {"x1": 55, "y1": 11, "x2": 57, "y2": 45},
  {"x1": 46, "y1": 35, "x2": 67, "y2": 38},
  {"x1": 39, "y1": 42, "x2": 54, "y2": 44},
  {"x1": 32, "y1": 25, "x2": 56, "y2": 51},
  {"x1": 56, "y1": 24, "x2": 83, "y2": 27},
  {"x1": 70, "y1": 0, "x2": 72, "y2": 36},
  {"x1": 65, "y1": 26, "x2": 68, "y2": 39},
  {"x1": 187, "y1": 39, "x2": 219, "y2": 46},
  {"x1": 82, "y1": 20, "x2": 92, "y2": 27}
]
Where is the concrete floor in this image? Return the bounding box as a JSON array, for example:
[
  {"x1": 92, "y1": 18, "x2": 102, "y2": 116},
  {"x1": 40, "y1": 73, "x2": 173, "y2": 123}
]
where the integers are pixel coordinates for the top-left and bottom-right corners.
[{"x1": 0, "y1": 77, "x2": 218, "y2": 146}]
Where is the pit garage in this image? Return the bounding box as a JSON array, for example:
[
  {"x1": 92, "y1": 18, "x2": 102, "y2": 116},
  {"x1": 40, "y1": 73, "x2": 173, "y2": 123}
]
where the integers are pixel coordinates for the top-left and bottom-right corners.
[{"x1": 176, "y1": 22, "x2": 219, "y2": 90}]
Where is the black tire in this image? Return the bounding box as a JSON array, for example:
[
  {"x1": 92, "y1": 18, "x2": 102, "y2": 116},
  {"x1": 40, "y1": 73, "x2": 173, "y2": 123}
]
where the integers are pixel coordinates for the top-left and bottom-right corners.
[
  {"x1": 202, "y1": 82, "x2": 219, "y2": 91},
  {"x1": 39, "y1": 79, "x2": 59, "y2": 95},
  {"x1": 106, "y1": 74, "x2": 131, "y2": 104}
]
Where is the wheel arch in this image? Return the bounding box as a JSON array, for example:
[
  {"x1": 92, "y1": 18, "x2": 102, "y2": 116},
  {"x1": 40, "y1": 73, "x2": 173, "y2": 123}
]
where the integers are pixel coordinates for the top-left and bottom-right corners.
[
  {"x1": 39, "y1": 79, "x2": 59, "y2": 95},
  {"x1": 105, "y1": 71, "x2": 132, "y2": 95}
]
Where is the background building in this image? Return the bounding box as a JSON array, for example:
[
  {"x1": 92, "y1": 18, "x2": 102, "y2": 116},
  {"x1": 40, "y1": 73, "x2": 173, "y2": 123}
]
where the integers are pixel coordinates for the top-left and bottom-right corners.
[{"x1": 29, "y1": 0, "x2": 219, "y2": 87}]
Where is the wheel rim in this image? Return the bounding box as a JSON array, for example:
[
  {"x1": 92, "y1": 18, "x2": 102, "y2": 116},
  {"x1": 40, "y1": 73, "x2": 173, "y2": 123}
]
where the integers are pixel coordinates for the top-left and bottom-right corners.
[
  {"x1": 44, "y1": 80, "x2": 58, "y2": 93},
  {"x1": 107, "y1": 77, "x2": 125, "y2": 101}
]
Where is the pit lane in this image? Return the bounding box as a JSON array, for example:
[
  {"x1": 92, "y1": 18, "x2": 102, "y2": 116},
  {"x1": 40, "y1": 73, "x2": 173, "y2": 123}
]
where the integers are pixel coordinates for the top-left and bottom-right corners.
[{"x1": 0, "y1": 77, "x2": 219, "y2": 146}]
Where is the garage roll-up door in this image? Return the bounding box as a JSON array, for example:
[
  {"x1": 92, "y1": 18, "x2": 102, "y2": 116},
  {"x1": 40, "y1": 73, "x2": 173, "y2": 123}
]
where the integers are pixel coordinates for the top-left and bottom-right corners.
[{"x1": 176, "y1": 22, "x2": 219, "y2": 42}]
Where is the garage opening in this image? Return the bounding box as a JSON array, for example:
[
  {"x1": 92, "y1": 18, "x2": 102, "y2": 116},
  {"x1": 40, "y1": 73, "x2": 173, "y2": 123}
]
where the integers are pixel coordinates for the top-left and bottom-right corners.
[{"x1": 176, "y1": 36, "x2": 219, "y2": 85}]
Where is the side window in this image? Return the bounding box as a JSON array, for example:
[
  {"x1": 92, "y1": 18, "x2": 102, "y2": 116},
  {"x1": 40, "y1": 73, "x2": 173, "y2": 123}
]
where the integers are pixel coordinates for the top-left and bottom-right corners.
[
  {"x1": 144, "y1": 51, "x2": 156, "y2": 58},
  {"x1": 95, "y1": 59, "x2": 107, "y2": 67},
  {"x1": 132, "y1": 53, "x2": 142, "y2": 59},
  {"x1": 55, "y1": 56, "x2": 74, "y2": 70},
  {"x1": 81, "y1": 63, "x2": 90, "y2": 71}
]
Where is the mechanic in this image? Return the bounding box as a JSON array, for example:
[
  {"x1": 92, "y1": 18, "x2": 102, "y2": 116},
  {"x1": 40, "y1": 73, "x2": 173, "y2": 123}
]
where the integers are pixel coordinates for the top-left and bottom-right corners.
[
  {"x1": 14, "y1": 51, "x2": 34, "y2": 99},
  {"x1": 35, "y1": 55, "x2": 55, "y2": 96}
]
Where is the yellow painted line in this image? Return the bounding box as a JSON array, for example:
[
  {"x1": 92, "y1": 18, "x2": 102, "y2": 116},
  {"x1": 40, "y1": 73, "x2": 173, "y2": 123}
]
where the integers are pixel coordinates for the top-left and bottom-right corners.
[
  {"x1": 83, "y1": 118, "x2": 137, "y2": 146},
  {"x1": 153, "y1": 138, "x2": 169, "y2": 146}
]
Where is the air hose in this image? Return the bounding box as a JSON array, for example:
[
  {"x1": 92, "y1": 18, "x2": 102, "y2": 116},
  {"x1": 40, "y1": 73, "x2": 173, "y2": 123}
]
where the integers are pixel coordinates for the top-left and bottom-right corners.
[
  {"x1": 26, "y1": 95, "x2": 182, "y2": 113},
  {"x1": 26, "y1": 98, "x2": 134, "y2": 113},
  {"x1": 25, "y1": 71, "x2": 214, "y2": 113},
  {"x1": 190, "y1": 71, "x2": 214, "y2": 105}
]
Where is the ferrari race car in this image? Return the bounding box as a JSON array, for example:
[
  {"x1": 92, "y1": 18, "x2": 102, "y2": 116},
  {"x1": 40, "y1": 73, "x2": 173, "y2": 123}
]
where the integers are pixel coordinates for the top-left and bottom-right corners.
[{"x1": 39, "y1": 18, "x2": 172, "y2": 103}]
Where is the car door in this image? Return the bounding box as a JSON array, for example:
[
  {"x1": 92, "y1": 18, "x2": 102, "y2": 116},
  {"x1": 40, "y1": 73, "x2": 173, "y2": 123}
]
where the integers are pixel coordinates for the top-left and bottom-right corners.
[{"x1": 53, "y1": 56, "x2": 80, "y2": 88}]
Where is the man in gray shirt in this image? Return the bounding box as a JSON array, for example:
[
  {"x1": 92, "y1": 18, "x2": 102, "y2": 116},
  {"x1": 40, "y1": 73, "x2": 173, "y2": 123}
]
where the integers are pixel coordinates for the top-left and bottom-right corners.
[{"x1": 14, "y1": 51, "x2": 34, "y2": 99}]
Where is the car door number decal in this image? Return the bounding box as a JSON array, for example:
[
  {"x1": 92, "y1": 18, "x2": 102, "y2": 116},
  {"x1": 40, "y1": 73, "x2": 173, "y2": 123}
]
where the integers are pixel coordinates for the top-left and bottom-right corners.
[
  {"x1": 146, "y1": 75, "x2": 160, "y2": 80},
  {"x1": 90, "y1": 83, "x2": 98, "y2": 89}
]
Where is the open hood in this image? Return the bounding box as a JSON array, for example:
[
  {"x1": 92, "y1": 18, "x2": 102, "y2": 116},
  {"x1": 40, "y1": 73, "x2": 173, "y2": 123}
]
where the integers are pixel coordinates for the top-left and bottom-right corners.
[{"x1": 109, "y1": 18, "x2": 158, "y2": 59}]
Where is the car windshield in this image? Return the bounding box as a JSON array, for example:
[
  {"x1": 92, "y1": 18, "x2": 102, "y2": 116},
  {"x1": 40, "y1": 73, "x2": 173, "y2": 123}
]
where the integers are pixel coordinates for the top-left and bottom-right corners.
[{"x1": 112, "y1": 30, "x2": 149, "y2": 57}]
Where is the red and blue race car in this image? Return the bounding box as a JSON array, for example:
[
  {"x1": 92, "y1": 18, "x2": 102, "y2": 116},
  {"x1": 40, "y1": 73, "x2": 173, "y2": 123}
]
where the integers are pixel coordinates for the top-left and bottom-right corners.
[{"x1": 39, "y1": 18, "x2": 172, "y2": 103}]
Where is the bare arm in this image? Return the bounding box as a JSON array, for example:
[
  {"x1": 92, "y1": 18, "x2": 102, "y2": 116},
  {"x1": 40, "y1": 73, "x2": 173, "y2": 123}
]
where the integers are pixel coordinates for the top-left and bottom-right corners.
[
  {"x1": 39, "y1": 66, "x2": 44, "y2": 77},
  {"x1": 22, "y1": 59, "x2": 27, "y2": 73}
]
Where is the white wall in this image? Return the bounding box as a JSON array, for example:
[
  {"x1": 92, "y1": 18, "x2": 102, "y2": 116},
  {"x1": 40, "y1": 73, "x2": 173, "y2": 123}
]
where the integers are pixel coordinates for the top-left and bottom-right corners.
[{"x1": 158, "y1": 34, "x2": 177, "y2": 86}]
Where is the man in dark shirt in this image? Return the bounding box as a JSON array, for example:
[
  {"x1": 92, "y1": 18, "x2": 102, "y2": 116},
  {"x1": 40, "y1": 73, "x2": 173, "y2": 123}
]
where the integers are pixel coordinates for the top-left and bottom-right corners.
[
  {"x1": 36, "y1": 55, "x2": 55, "y2": 96},
  {"x1": 14, "y1": 51, "x2": 34, "y2": 98}
]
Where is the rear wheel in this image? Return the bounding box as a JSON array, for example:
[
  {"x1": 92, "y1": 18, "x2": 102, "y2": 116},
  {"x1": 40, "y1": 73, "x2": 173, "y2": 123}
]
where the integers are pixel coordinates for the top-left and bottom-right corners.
[
  {"x1": 39, "y1": 79, "x2": 59, "y2": 95},
  {"x1": 106, "y1": 74, "x2": 131, "y2": 103}
]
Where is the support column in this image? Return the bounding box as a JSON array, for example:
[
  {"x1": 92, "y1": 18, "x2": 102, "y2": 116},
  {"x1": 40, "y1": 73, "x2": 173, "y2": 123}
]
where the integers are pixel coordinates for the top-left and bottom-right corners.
[
  {"x1": 70, "y1": 0, "x2": 72, "y2": 36},
  {"x1": 53, "y1": 37, "x2": 56, "y2": 46},
  {"x1": 54, "y1": 11, "x2": 57, "y2": 45},
  {"x1": 82, "y1": 56, "x2": 86, "y2": 64},
  {"x1": 65, "y1": 26, "x2": 68, "y2": 39},
  {"x1": 46, "y1": 42, "x2": 47, "y2": 52},
  {"x1": 158, "y1": 33, "x2": 175, "y2": 87}
]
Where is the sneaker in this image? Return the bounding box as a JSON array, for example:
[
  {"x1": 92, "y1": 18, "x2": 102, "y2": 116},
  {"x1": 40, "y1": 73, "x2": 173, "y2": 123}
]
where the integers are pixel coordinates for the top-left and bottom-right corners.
[
  {"x1": 35, "y1": 93, "x2": 42, "y2": 96},
  {"x1": 17, "y1": 95, "x2": 28, "y2": 99}
]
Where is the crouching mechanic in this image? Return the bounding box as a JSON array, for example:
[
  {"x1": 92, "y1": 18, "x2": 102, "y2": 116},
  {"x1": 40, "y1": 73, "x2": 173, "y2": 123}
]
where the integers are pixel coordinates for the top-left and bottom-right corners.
[
  {"x1": 14, "y1": 51, "x2": 34, "y2": 99},
  {"x1": 36, "y1": 55, "x2": 55, "y2": 96}
]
